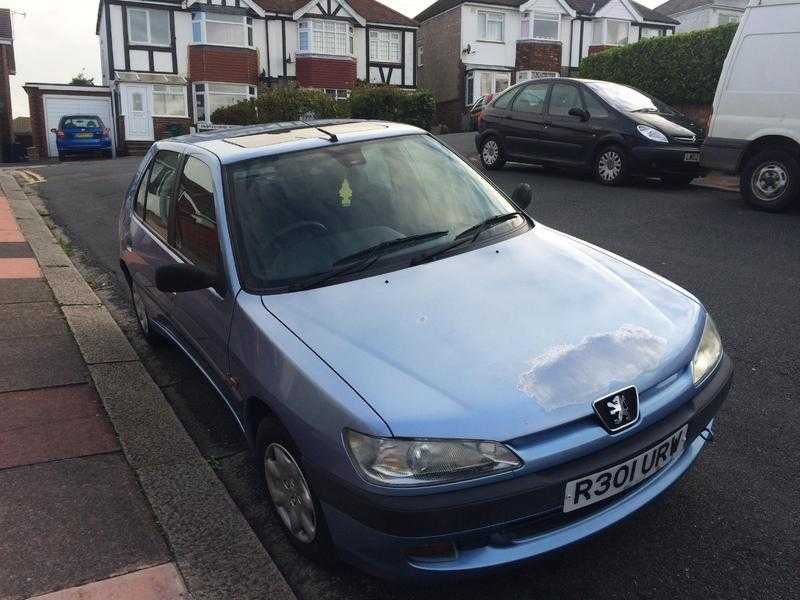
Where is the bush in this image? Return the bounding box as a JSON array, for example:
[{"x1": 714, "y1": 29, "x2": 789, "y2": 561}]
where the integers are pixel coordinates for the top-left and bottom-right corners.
[
  {"x1": 578, "y1": 24, "x2": 738, "y2": 106},
  {"x1": 349, "y1": 85, "x2": 436, "y2": 130},
  {"x1": 211, "y1": 87, "x2": 344, "y2": 125}
]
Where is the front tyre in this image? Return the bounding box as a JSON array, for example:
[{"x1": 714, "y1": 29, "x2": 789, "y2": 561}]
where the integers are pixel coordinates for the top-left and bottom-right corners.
[
  {"x1": 480, "y1": 136, "x2": 506, "y2": 170},
  {"x1": 256, "y1": 418, "x2": 334, "y2": 563},
  {"x1": 741, "y1": 148, "x2": 799, "y2": 212},
  {"x1": 594, "y1": 145, "x2": 628, "y2": 186}
]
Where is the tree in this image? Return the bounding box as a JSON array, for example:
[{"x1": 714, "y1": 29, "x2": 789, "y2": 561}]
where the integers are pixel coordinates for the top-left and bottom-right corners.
[{"x1": 69, "y1": 70, "x2": 95, "y2": 86}]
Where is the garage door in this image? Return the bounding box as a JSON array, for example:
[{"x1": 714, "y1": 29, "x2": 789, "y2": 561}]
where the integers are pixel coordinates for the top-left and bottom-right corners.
[{"x1": 44, "y1": 95, "x2": 115, "y2": 158}]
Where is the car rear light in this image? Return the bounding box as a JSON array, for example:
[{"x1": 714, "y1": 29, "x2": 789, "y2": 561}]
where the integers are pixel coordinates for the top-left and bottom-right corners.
[
  {"x1": 101, "y1": 128, "x2": 110, "y2": 139},
  {"x1": 55, "y1": 130, "x2": 65, "y2": 139}
]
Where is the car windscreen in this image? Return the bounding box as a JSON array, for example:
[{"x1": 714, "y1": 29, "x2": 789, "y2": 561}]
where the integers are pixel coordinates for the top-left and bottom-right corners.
[
  {"x1": 60, "y1": 116, "x2": 104, "y2": 129},
  {"x1": 584, "y1": 82, "x2": 675, "y2": 115},
  {"x1": 226, "y1": 134, "x2": 523, "y2": 291}
]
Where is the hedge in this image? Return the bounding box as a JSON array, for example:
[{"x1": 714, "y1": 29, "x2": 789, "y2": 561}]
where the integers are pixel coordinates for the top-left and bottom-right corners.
[
  {"x1": 210, "y1": 85, "x2": 436, "y2": 131},
  {"x1": 578, "y1": 24, "x2": 738, "y2": 106},
  {"x1": 210, "y1": 87, "x2": 344, "y2": 125}
]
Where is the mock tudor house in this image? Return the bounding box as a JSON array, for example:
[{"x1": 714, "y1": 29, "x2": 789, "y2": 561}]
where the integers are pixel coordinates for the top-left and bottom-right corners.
[
  {"x1": 96, "y1": 0, "x2": 417, "y2": 154},
  {"x1": 655, "y1": 0, "x2": 744, "y2": 32},
  {"x1": 416, "y1": 0, "x2": 677, "y2": 130}
]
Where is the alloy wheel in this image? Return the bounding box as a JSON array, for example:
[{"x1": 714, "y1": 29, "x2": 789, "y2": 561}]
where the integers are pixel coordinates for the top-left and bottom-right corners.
[
  {"x1": 598, "y1": 150, "x2": 622, "y2": 183},
  {"x1": 482, "y1": 140, "x2": 499, "y2": 166},
  {"x1": 264, "y1": 443, "x2": 317, "y2": 544},
  {"x1": 751, "y1": 161, "x2": 788, "y2": 202}
]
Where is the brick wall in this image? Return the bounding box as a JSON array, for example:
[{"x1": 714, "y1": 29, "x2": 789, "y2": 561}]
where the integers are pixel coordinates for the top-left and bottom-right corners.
[
  {"x1": 153, "y1": 117, "x2": 191, "y2": 141},
  {"x1": 418, "y1": 7, "x2": 463, "y2": 127},
  {"x1": 0, "y1": 45, "x2": 12, "y2": 161},
  {"x1": 516, "y1": 41, "x2": 562, "y2": 74},
  {"x1": 189, "y1": 45, "x2": 259, "y2": 84},
  {"x1": 295, "y1": 56, "x2": 357, "y2": 89},
  {"x1": 588, "y1": 45, "x2": 615, "y2": 55}
]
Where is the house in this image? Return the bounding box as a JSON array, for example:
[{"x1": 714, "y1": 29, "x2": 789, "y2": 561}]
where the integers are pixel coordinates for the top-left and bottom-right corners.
[
  {"x1": 415, "y1": 0, "x2": 677, "y2": 130},
  {"x1": 655, "y1": 0, "x2": 744, "y2": 32},
  {"x1": 95, "y1": 0, "x2": 418, "y2": 154},
  {"x1": 0, "y1": 8, "x2": 15, "y2": 162}
]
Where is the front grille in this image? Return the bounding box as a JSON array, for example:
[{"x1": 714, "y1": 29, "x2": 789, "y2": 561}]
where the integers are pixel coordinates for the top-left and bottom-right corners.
[{"x1": 673, "y1": 134, "x2": 699, "y2": 145}]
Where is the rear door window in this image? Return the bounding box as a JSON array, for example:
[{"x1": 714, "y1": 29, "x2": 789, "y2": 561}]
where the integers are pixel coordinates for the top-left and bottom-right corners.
[
  {"x1": 144, "y1": 150, "x2": 181, "y2": 240},
  {"x1": 511, "y1": 83, "x2": 549, "y2": 114},
  {"x1": 492, "y1": 88, "x2": 516, "y2": 110},
  {"x1": 174, "y1": 156, "x2": 219, "y2": 273},
  {"x1": 548, "y1": 83, "x2": 583, "y2": 117}
]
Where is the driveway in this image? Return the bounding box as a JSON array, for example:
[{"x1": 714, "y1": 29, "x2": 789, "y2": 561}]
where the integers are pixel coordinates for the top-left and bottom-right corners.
[{"x1": 18, "y1": 142, "x2": 800, "y2": 600}]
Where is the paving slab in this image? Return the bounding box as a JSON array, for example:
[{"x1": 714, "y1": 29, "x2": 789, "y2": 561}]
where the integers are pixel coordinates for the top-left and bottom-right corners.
[
  {"x1": 27, "y1": 563, "x2": 188, "y2": 600},
  {"x1": 0, "y1": 229, "x2": 24, "y2": 242},
  {"x1": 62, "y1": 304, "x2": 138, "y2": 364},
  {"x1": 0, "y1": 242, "x2": 34, "y2": 258},
  {"x1": 0, "y1": 301, "x2": 68, "y2": 339},
  {"x1": 0, "y1": 453, "x2": 170, "y2": 600},
  {"x1": 0, "y1": 278, "x2": 53, "y2": 304},
  {"x1": 0, "y1": 257, "x2": 41, "y2": 279},
  {"x1": 0, "y1": 384, "x2": 119, "y2": 469},
  {"x1": 0, "y1": 333, "x2": 87, "y2": 392}
]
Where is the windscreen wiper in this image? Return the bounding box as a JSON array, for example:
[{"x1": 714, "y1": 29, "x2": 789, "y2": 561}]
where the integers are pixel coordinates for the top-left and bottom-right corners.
[
  {"x1": 412, "y1": 212, "x2": 526, "y2": 266},
  {"x1": 288, "y1": 230, "x2": 449, "y2": 291}
]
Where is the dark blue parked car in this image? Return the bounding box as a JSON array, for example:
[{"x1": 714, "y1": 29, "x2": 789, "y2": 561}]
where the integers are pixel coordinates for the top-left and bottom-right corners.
[{"x1": 51, "y1": 115, "x2": 112, "y2": 161}]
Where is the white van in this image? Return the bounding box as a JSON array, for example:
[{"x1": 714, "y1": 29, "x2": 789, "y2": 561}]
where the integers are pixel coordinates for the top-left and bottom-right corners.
[{"x1": 702, "y1": 0, "x2": 800, "y2": 211}]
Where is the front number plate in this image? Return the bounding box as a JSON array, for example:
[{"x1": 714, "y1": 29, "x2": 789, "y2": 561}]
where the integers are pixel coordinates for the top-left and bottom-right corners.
[
  {"x1": 684, "y1": 152, "x2": 700, "y2": 162},
  {"x1": 563, "y1": 425, "x2": 688, "y2": 513}
]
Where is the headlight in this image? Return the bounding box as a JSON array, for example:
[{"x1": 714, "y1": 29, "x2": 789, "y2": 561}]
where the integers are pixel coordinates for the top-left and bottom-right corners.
[
  {"x1": 345, "y1": 430, "x2": 522, "y2": 486},
  {"x1": 692, "y1": 314, "x2": 723, "y2": 385},
  {"x1": 637, "y1": 124, "x2": 669, "y2": 143}
]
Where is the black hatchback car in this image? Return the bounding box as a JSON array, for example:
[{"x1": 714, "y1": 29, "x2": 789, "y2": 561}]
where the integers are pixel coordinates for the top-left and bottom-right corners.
[{"x1": 477, "y1": 78, "x2": 706, "y2": 186}]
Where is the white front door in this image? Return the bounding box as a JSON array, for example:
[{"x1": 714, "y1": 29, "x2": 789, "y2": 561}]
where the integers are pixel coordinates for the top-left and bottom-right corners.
[{"x1": 124, "y1": 85, "x2": 154, "y2": 141}]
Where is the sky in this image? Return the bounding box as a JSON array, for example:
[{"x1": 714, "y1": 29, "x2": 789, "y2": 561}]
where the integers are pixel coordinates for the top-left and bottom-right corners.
[{"x1": 7, "y1": 0, "x2": 662, "y2": 119}]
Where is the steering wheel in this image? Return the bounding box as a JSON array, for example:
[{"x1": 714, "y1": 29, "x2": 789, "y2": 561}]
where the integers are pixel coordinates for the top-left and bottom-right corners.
[{"x1": 272, "y1": 221, "x2": 329, "y2": 247}]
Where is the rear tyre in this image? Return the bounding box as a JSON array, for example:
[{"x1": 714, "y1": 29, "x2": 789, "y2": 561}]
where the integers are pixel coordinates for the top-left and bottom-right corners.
[
  {"x1": 129, "y1": 280, "x2": 162, "y2": 345},
  {"x1": 57, "y1": 152, "x2": 65, "y2": 162},
  {"x1": 256, "y1": 417, "x2": 335, "y2": 564},
  {"x1": 662, "y1": 174, "x2": 696, "y2": 187},
  {"x1": 479, "y1": 136, "x2": 506, "y2": 170},
  {"x1": 594, "y1": 145, "x2": 628, "y2": 186},
  {"x1": 741, "y1": 148, "x2": 799, "y2": 212},
  {"x1": 103, "y1": 150, "x2": 113, "y2": 159}
]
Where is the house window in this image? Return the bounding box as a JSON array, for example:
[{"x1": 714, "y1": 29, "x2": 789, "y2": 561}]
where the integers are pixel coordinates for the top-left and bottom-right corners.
[
  {"x1": 194, "y1": 83, "x2": 257, "y2": 123},
  {"x1": 719, "y1": 13, "x2": 740, "y2": 25},
  {"x1": 128, "y1": 8, "x2": 171, "y2": 46},
  {"x1": 152, "y1": 85, "x2": 187, "y2": 117},
  {"x1": 595, "y1": 19, "x2": 630, "y2": 45},
  {"x1": 417, "y1": 44, "x2": 423, "y2": 66},
  {"x1": 517, "y1": 70, "x2": 559, "y2": 82},
  {"x1": 521, "y1": 11, "x2": 560, "y2": 40},
  {"x1": 298, "y1": 19, "x2": 354, "y2": 56},
  {"x1": 640, "y1": 27, "x2": 664, "y2": 39},
  {"x1": 324, "y1": 89, "x2": 351, "y2": 101},
  {"x1": 478, "y1": 11, "x2": 504, "y2": 42},
  {"x1": 467, "y1": 71, "x2": 510, "y2": 105},
  {"x1": 370, "y1": 30, "x2": 402, "y2": 63},
  {"x1": 192, "y1": 13, "x2": 253, "y2": 47}
]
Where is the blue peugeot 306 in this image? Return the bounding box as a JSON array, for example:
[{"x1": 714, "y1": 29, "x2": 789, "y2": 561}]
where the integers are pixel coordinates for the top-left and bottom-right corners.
[{"x1": 119, "y1": 120, "x2": 732, "y2": 582}]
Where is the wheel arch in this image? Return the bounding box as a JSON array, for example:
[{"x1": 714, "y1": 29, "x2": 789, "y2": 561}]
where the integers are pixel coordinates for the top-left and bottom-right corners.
[{"x1": 740, "y1": 136, "x2": 800, "y2": 172}]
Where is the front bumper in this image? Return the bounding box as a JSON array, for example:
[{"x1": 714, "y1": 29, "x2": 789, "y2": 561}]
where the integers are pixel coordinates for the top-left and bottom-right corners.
[
  {"x1": 630, "y1": 144, "x2": 707, "y2": 177},
  {"x1": 317, "y1": 355, "x2": 733, "y2": 582}
]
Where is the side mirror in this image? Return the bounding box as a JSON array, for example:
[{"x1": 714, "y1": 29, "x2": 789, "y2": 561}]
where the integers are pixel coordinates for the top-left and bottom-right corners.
[
  {"x1": 50, "y1": 128, "x2": 58, "y2": 133},
  {"x1": 568, "y1": 107, "x2": 589, "y2": 121},
  {"x1": 512, "y1": 183, "x2": 533, "y2": 211},
  {"x1": 155, "y1": 263, "x2": 219, "y2": 293}
]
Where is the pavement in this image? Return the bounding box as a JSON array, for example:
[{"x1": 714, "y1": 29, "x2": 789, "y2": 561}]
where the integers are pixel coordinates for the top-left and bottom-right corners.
[
  {"x1": 0, "y1": 175, "x2": 295, "y2": 600},
  {"x1": 4, "y1": 136, "x2": 800, "y2": 600}
]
